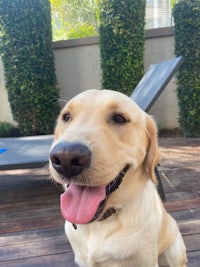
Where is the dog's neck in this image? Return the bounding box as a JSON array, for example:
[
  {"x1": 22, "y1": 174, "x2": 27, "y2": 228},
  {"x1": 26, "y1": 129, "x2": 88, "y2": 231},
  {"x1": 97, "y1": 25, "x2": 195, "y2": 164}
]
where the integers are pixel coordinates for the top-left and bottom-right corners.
[
  {"x1": 99, "y1": 207, "x2": 117, "y2": 221},
  {"x1": 72, "y1": 206, "x2": 117, "y2": 230}
]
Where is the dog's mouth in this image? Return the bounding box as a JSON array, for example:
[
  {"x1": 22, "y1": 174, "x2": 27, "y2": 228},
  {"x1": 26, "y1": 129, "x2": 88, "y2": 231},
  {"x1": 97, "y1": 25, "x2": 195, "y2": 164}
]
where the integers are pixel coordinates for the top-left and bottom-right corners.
[{"x1": 60, "y1": 164, "x2": 130, "y2": 225}]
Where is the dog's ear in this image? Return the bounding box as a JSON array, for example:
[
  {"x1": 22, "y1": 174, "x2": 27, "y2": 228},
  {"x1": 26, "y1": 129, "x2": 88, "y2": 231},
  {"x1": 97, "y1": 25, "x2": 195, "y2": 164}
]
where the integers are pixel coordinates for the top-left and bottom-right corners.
[{"x1": 145, "y1": 116, "x2": 160, "y2": 184}]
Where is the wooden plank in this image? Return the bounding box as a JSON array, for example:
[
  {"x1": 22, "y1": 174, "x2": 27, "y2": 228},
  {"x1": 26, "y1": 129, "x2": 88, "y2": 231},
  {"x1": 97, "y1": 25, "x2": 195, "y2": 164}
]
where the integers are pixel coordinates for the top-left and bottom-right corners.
[
  {"x1": 0, "y1": 207, "x2": 61, "y2": 222},
  {"x1": 0, "y1": 169, "x2": 50, "y2": 187},
  {"x1": 164, "y1": 198, "x2": 200, "y2": 212},
  {"x1": 0, "y1": 227, "x2": 64, "y2": 247},
  {"x1": 0, "y1": 186, "x2": 61, "y2": 205},
  {"x1": 187, "y1": 251, "x2": 200, "y2": 267},
  {"x1": 159, "y1": 137, "x2": 200, "y2": 147},
  {"x1": 183, "y1": 234, "x2": 200, "y2": 252},
  {"x1": 0, "y1": 215, "x2": 64, "y2": 234},
  {"x1": 0, "y1": 236, "x2": 72, "y2": 261},
  {"x1": 0, "y1": 252, "x2": 77, "y2": 267},
  {"x1": 164, "y1": 191, "x2": 199, "y2": 202},
  {"x1": 169, "y1": 208, "x2": 200, "y2": 222},
  {"x1": 0, "y1": 196, "x2": 59, "y2": 213},
  {"x1": 179, "y1": 220, "x2": 200, "y2": 235},
  {"x1": 160, "y1": 173, "x2": 200, "y2": 194}
]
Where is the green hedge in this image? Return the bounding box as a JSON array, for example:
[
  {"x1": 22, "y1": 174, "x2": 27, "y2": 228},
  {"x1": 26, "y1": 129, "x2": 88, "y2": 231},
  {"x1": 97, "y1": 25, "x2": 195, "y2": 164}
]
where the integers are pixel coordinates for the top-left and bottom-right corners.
[
  {"x1": 0, "y1": 122, "x2": 19, "y2": 137},
  {"x1": 99, "y1": 0, "x2": 146, "y2": 96},
  {"x1": 0, "y1": 0, "x2": 60, "y2": 136},
  {"x1": 173, "y1": 0, "x2": 200, "y2": 137}
]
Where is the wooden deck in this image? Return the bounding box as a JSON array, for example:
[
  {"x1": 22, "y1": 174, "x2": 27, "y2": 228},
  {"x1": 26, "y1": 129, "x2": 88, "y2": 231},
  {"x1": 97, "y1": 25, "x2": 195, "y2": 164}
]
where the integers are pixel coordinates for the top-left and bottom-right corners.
[{"x1": 0, "y1": 137, "x2": 199, "y2": 267}]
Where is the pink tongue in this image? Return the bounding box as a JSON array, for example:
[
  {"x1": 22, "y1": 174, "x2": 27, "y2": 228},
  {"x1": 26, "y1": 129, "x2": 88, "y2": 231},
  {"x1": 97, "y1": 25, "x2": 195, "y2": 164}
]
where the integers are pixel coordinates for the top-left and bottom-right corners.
[{"x1": 60, "y1": 183, "x2": 106, "y2": 224}]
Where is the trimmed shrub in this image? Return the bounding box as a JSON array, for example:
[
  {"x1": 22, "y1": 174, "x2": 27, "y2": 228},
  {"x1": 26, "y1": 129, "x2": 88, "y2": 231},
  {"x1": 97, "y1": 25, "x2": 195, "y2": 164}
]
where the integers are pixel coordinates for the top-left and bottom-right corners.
[
  {"x1": 0, "y1": 122, "x2": 20, "y2": 137},
  {"x1": 99, "y1": 0, "x2": 146, "y2": 96},
  {"x1": 0, "y1": 0, "x2": 60, "y2": 136},
  {"x1": 173, "y1": 0, "x2": 200, "y2": 137}
]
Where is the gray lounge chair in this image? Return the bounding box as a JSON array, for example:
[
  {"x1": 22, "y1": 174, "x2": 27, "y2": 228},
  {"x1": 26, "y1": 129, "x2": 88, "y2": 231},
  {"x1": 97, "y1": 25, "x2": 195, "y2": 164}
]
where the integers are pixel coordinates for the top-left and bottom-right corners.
[
  {"x1": 0, "y1": 56, "x2": 183, "y2": 200},
  {"x1": 0, "y1": 135, "x2": 53, "y2": 170},
  {"x1": 130, "y1": 56, "x2": 183, "y2": 112}
]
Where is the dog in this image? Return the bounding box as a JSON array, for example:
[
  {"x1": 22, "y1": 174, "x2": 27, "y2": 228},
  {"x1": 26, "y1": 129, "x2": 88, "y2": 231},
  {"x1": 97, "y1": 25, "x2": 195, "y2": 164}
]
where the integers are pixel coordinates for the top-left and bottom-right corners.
[{"x1": 49, "y1": 89, "x2": 187, "y2": 267}]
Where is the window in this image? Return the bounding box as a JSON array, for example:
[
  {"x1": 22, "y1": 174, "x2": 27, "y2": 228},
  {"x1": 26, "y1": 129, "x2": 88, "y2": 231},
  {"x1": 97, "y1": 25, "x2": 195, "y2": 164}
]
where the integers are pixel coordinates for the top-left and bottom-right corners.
[{"x1": 146, "y1": 0, "x2": 172, "y2": 29}]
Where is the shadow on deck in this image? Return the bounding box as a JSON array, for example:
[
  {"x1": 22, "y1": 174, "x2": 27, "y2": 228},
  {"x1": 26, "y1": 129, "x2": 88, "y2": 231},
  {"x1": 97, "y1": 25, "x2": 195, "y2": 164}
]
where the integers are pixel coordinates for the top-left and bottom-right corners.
[{"x1": 0, "y1": 138, "x2": 199, "y2": 267}]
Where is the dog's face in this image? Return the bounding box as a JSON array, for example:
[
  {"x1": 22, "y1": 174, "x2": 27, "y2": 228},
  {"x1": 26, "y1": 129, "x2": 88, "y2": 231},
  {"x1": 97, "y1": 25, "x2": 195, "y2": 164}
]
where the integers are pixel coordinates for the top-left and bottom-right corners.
[{"x1": 49, "y1": 89, "x2": 160, "y2": 225}]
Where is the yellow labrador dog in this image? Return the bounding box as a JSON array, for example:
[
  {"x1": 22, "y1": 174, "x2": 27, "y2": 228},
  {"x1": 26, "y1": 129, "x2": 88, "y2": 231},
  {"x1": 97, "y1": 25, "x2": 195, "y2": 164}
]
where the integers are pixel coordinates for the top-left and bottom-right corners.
[{"x1": 49, "y1": 89, "x2": 187, "y2": 267}]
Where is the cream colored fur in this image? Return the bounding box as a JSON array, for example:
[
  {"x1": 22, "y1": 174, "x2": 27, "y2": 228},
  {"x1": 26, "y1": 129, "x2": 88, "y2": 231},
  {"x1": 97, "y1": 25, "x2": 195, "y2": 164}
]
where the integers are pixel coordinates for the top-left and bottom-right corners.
[{"x1": 50, "y1": 89, "x2": 187, "y2": 267}]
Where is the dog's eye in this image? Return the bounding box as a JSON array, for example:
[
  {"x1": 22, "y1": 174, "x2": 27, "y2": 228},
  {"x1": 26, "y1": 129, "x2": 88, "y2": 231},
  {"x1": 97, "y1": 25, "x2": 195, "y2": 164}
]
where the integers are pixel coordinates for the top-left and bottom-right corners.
[
  {"x1": 63, "y1": 113, "x2": 70, "y2": 122},
  {"x1": 111, "y1": 113, "x2": 129, "y2": 124}
]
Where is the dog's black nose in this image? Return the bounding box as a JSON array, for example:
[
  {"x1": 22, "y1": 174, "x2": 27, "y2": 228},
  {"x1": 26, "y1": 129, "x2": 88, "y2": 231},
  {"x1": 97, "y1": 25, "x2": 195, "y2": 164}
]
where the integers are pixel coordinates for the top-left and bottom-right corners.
[{"x1": 50, "y1": 142, "x2": 91, "y2": 178}]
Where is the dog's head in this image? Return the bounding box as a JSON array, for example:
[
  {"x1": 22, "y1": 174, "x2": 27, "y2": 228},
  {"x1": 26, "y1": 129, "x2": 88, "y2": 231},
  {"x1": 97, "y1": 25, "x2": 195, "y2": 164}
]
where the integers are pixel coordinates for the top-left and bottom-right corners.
[{"x1": 49, "y1": 89, "x2": 160, "y2": 225}]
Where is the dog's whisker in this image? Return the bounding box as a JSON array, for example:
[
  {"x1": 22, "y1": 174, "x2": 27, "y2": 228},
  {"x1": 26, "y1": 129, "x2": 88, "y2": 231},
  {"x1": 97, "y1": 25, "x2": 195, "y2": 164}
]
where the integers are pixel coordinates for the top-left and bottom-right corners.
[{"x1": 58, "y1": 94, "x2": 71, "y2": 101}]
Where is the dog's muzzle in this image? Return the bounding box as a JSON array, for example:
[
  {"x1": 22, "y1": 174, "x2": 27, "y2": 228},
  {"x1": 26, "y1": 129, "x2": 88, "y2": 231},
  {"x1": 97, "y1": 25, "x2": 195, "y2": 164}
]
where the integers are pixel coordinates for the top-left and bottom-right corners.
[{"x1": 50, "y1": 141, "x2": 130, "y2": 225}]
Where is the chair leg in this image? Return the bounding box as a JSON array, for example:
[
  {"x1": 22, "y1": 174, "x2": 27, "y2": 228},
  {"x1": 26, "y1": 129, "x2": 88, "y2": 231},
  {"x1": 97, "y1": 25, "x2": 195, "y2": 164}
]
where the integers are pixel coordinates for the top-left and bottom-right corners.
[{"x1": 155, "y1": 166, "x2": 166, "y2": 201}]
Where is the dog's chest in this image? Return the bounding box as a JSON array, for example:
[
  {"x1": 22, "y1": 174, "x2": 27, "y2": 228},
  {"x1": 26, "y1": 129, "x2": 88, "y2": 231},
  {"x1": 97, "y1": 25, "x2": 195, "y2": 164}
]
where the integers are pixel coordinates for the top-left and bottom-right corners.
[
  {"x1": 65, "y1": 221, "x2": 155, "y2": 267},
  {"x1": 66, "y1": 223, "x2": 111, "y2": 266}
]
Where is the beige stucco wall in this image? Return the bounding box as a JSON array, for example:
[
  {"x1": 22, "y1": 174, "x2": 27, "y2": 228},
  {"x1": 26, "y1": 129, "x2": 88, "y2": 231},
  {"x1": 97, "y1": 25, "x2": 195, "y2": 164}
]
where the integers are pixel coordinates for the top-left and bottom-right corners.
[
  {"x1": 145, "y1": 28, "x2": 179, "y2": 128},
  {"x1": 53, "y1": 37, "x2": 101, "y2": 107},
  {"x1": 0, "y1": 27, "x2": 179, "y2": 129},
  {"x1": 0, "y1": 56, "x2": 15, "y2": 124}
]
